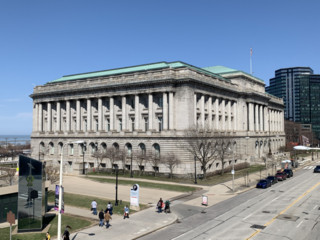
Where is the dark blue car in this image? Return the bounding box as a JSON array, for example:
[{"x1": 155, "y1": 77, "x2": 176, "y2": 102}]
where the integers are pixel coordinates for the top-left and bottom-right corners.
[{"x1": 256, "y1": 179, "x2": 272, "y2": 189}]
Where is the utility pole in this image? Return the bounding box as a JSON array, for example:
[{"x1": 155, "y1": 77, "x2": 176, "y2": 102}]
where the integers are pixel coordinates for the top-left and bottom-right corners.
[{"x1": 130, "y1": 152, "x2": 133, "y2": 178}]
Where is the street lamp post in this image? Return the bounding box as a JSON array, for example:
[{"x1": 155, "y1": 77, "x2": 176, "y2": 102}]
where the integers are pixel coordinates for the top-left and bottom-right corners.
[
  {"x1": 82, "y1": 142, "x2": 87, "y2": 175},
  {"x1": 57, "y1": 140, "x2": 84, "y2": 240},
  {"x1": 130, "y1": 153, "x2": 133, "y2": 178},
  {"x1": 115, "y1": 165, "x2": 119, "y2": 206},
  {"x1": 194, "y1": 155, "x2": 197, "y2": 184}
]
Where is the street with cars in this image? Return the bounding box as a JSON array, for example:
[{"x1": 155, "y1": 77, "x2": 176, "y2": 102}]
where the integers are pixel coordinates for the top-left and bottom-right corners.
[{"x1": 139, "y1": 161, "x2": 320, "y2": 240}]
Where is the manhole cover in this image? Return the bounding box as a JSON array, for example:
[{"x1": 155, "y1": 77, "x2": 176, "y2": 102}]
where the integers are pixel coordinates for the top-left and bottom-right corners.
[
  {"x1": 303, "y1": 212, "x2": 309, "y2": 215},
  {"x1": 251, "y1": 224, "x2": 266, "y2": 230},
  {"x1": 201, "y1": 211, "x2": 206, "y2": 213},
  {"x1": 284, "y1": 217, "x2": 291, "y2": 219},
  {"x1": 262, "y1": 211, "x2": 270, "y2": 213},
  {"x1": 277, "y1": 215, "x2": 299, "y2": 221}
]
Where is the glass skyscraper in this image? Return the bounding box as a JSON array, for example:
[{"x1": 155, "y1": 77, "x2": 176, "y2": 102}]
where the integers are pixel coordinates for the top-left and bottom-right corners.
[{"x1": 266, "y1": 67, "x2": 320, "y2": 139}]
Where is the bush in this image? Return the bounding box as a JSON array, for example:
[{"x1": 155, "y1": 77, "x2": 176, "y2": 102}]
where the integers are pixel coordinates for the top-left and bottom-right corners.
[{"x1": 207, "y1": 162, "x2": 250, "y2": 177}]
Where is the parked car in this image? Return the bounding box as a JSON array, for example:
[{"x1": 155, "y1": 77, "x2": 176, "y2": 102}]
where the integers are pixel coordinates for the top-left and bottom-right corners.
[
  {"x1": 283, "y1": 169, "x2": 293, "y2": 178},
  {"x1": 314, "y1": 166, "x2": 320, "y2": 173},
  {"x1": 256, "y1": 179, "x2": 272, "y2": 189},
  {"x1": 266, "y1": 176, "x2": 278, "y2": 184},
  {"x1": 275, "y1": 172, "x2": 287, "y2": 181}
]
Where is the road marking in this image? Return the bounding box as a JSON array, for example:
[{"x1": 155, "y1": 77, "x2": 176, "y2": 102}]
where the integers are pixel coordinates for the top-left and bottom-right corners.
[
  {"x1": 314, "y1": 205, "x2": 318, "y2": 209},
  {"x1": 172, "y1": 231, "x2": 190, "y2": 240},
  {"x1": 243, "y1": 214, "x2": 252, "y2": 220},
  {"x1": 297, "y1": 221, "x2": 303, "y2": 228},
  {"x1": 304, "y1": 167, "x2": 308, "y2": 169},
  {"x1": 271, "y1": 197, "x2": 278, "y2": 202},
  {"x1": 245, "y1": 181, "x2": 320, "y2": 240}
]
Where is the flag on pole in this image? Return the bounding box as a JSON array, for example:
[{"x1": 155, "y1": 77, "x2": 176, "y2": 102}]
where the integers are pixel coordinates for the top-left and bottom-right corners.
[{"x1": 250, "y1": 47, "x2": 252, "y2": 56}]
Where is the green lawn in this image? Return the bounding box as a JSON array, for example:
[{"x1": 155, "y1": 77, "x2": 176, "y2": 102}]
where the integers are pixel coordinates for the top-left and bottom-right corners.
[
  {"x1": 87, "y1": 165, "x2": 265, "y2": 187},
  {"x1": 0, "y1": 214, "x2": 91, "y2": 240},
  {"x1": 48, "y1": 191, "x2": 143, "y2": 215},
  {"x1": 87, "y1": 177, "x2": 200, "y2": 192}
]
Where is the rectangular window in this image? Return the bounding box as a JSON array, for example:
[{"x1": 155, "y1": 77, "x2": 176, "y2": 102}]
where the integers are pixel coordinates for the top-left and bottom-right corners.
[
  {"x1": 131, "y1": 99, "x2": 135, "y2": 109},
  {"x1": 145, "y1": 118, "x2": 148, "y2": 131},
  {"x1": 96, "y1": 120, "x2": 98, "y2": 131},
  {"x1": 159, "y1": 97, "x2": 163, "y2": 108},
  {"x1": 158, "y1": 117, "x2": 162, "y2": 132},
  {"x1": 85, "y1": 120, "x2": 87, "y2": 132},
  {"x1": 132, "y1": 118, "x2": 135, "y2": 131},
  {"x1": 106, "y1": 119, "x2": 110, "y2": 131},
  {"x1": 119, "y1": 119, "x2": 122, "y2": 131},
  {"x1": 74, "y1": 120, "x2": 76, "y2": 131}
]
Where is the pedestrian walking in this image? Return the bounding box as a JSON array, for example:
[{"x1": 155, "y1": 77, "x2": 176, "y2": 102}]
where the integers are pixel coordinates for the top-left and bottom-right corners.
[
  {"x1": 157, "y1": 198, "x2": 163, "y2": 213},
  {"x1": 164, "y1": 199, "x2": 171, "y2": 213},
  {"x1": 98, "y1": 209, "x2": 104, "y2": 227},
  {"x1": 62, "y1": 226, "x2": 72, "y2": 240},
  {"x1": 124, "y1": 205, "x2": 129, "y2": 219},
  {"x1": 105, "y1": 201, "x2": 113, "y2": 215},
  {"x1": 91, "y1": 199, "x2": 97, "y2": 215},
  {"x1": 104, "y1": 210, "x2": 112, "y2": 228},
  {"x1": 46, "y1": 232, "x2": 50, "y2": 240}
]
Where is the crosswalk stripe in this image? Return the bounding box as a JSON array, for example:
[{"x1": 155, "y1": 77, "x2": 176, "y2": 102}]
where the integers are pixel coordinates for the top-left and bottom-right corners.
[{"x1": 304, "y1": 167, "x2": 308, "y2": 169}]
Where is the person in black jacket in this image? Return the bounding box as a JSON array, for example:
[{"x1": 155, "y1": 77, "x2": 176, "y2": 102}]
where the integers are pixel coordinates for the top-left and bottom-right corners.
[{"x1": 99, "y1": 209, "x2": 104, "y2": 227}]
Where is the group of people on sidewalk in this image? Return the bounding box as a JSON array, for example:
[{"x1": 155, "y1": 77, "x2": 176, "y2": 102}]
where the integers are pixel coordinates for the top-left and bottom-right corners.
[{"x1": 157, "y1": 198, "x2": 171, "y2": 213}]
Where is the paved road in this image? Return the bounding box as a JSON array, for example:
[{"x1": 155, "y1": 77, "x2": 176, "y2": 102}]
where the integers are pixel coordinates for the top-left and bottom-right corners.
[{"x1": 139, "y1": 161, "x2": 320, "y2": 240}]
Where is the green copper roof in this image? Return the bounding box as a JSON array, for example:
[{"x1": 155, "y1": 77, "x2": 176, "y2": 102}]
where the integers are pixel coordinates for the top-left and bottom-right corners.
[
  {"x1": 202, "y1": 65, "x2": 265, "y2": 83},
  {"x1": 48, "y1": 61, "x2": 229, "y2": 84}
]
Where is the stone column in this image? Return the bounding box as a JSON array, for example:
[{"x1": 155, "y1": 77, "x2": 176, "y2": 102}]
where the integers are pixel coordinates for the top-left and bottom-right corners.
[
  {"x1": 208, "y1": 96, "x2": 212, "y2": 130},
  {"x1": 66, "y1": 100, "x2": 70, "y2": 131},
  {"x1": 135, "y1": 94, "x2": 140, "y2": 130},
  {"x1": 259, "y1": 105, "x2": 263, "y2": 132},
  {"x1": 169, "y1": 92, "x2": 174, "y2": 130},
  {"x1": 110, "y1": 97, "x2": 114, "y2": 130},
  {"x1": 227, "y1": 100, "x2": 231, "y2": 131},
  {"x1": 271, "y1": 110, "x2": 274, "y2": 132},
  {"x1": 38, "y1": 103, "x2": 43, "y2": 132},
  {"x1": 122, "y1": 96, "x2": 127, "y2": 131},
  {"x1": 233, "y1": 101, "x2": 237, "y2": 131},
  {"x1": 98, "y1": 98, "x2": 102, "y2": 131},
  {"x1": 163, "y1": 92, "x2": 168, "y2": 130},
  {"x1": 248, "y1": 103, "x2": 254, "y2": 131},
  {"x1": 87, "y1": 99, "x2": 91, "y2": 131},
  {"x1": 47, "y1": 102, "x2": 52, "y2": 132},
  {"x1": 221, "y1": 99, "x2": 225, "y2": 131},
  {"x1": 194, "y1": 93, "x2": 197, "y2": 125},
  {"x1": 214, "y1": 98, "x2": 219, "y2": 130},
  {"x1": 255, "y1": 104, "x2": 259, "y2": 131},
  {"x1": 148, "y1": 93, "x2": 153, "y2": 130},
  {"x1": 280, "y1": 111, "x2": 283, "y2": 132},
  {"x1": 200, "y1": 94, "x2": 205, "y2": 127},
  {"x1": 264, "y1": 106, "x2": 268, "y2": 132},
  {"x1": 33, "y1": 103, "x2": 38, "y2": 132},
  {"x1": 76, "y1": 100, "x2": 81, "y2": 131},
  {"x1": 56, "y1": 102, "x2": 61, "y2": 132}
]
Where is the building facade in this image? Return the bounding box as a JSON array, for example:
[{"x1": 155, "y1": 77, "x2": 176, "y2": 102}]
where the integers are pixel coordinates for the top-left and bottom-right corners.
[
  {"x1": 30, "y1": 62, "x2": 285, "y2": 175},
  {"x1": 266, "y1": 67, "x2": 320, "y2": 139}
]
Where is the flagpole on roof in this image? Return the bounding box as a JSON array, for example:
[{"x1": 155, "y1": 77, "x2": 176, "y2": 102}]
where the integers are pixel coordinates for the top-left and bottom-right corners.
[{"x1": 250, "y1": 46, "x2": 252, "y2": 75}]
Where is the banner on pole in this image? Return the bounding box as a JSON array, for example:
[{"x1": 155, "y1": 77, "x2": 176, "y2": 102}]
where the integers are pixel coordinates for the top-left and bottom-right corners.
[
  {"x1": 54, "y1": 185, "x2": 64, "y2": 213},
  {"x1": 202, "y1": 195, "x2": 208, "y2": 206}
]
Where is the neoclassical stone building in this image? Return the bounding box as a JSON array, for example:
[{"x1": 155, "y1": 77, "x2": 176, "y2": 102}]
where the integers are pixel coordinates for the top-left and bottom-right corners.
[{"x1": 30, "y1": 62, "x2": 285, "y2": 175}]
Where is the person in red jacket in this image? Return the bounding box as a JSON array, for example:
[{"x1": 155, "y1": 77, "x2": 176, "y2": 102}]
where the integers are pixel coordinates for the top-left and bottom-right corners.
[{"x1": 157, "y1": 198, "x2": 163, "y2": 213}]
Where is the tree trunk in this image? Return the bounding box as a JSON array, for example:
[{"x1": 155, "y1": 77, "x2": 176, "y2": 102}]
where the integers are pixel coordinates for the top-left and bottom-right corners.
[{"x1": 203, "y1": 167, "x2": 207, "y2": 179}]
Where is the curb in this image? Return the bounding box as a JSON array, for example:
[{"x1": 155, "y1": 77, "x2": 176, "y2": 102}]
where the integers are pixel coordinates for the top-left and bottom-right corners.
[{"x1": 131, "y1": 214, "x2": 178, "y2": 240}]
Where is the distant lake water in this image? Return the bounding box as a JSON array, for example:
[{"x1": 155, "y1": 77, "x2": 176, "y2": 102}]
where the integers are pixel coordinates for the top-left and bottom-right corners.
[{"x1": 0, "y1": 135, "x2": 30, "y2": 145}]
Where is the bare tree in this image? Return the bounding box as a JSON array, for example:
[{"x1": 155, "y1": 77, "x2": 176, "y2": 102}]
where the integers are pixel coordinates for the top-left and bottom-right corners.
[
  {"x1": 0, "y1": 167, "x2": 17, "y2": 186},
  {"x1": 162, "y1": 153, "x2": 181, "y2": 179},
  {"x1": 117, "y1": 149, "x2": 129, "y2": 174},
  {"x1": 177, "y1": 125, "x2": 219, "y2": 179},
  {"x1": 134, "y1": 150, "x2": 147, "y2": 176},
  {"x1": 215, "y1": 138, "x2": 233, "y2": 175},
  {"x1": 106, "y1": 147, "x2": 119, "y2": 174},
  {"x1": 92, "y1": 148, "x2": 108, "y2": 173},
  {"x1": 45, "y1": 166, "x2": 60, "y2": 184}
]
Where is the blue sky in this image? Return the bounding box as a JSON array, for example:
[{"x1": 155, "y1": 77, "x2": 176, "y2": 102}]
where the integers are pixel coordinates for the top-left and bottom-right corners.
[{"x1": 0, "y1": 0, "x2": 319, "y2": 135}]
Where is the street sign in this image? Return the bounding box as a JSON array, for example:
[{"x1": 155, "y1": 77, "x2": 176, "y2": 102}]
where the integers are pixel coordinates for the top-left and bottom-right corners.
[
  {"x1": 130, "y1": 184, "x2": 140, "y2": 207},
  {"x1": 231, "y1": 170, "x2": 235, "y2": 175},
  {"x1": 202, "y1": 195, "x2": 208, "y2": 206},
  {"x1": 7, "y1": 211, "x2": 15, "y2": 240}
]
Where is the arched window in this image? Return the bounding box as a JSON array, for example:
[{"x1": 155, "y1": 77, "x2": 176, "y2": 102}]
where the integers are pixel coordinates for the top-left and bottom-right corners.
[
  {"x1": 125, "y1": 143, "x2": 132, "y2": 157},
  {"x1": 139, "y1": 143, "x2": 146, "y2": 155},
  {"x1": 40, "y1": 142, "x2": 45, "y2": 153},
  {"x1": 58, "y1": 142, "x2": 63, "y2": 155},
  {"x1": 49, "y1": 142, "x2": 54, "y2": 155},
  {"x1": 101, "y1": 143, "x2": 107, "y2": 153},
  {"x1": 90, "y1": 143, "x2": 97, "y2": 154},
  {"x1": 113, "y1": 143, "x2": 119, "y2": 150},
  {"x1": 153, "y1": 144, "x2": 160, "y2": 158}
]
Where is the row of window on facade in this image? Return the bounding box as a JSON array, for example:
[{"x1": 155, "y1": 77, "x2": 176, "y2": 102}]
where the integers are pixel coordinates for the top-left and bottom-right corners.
[{"x1": 39, "y1": 142, "x2": 160, "y2": 157}]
